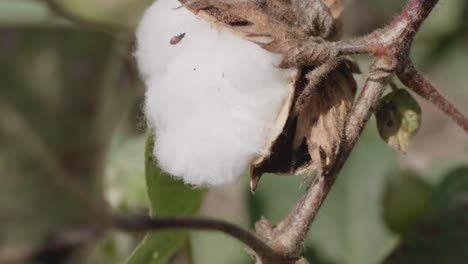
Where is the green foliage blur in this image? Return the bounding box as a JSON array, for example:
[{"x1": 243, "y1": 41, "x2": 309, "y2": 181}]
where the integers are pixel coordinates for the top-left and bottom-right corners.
[{"x1": 0, "y1": 0, "x2": 467, "y2": 264}]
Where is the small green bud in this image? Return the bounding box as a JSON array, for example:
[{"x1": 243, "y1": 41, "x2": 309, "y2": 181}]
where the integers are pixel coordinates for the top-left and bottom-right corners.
[{"x1": 376, "y1": 89, "x2": 422, "y2": 153}]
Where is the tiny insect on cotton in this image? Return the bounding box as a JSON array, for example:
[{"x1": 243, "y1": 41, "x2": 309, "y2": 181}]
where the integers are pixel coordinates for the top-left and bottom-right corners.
[{"x1": 135, "y1": 0, "x2": 296, "y2": 186}]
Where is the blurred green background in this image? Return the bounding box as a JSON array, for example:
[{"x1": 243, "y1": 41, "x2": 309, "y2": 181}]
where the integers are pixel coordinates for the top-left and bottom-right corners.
[{"x1": 0, "y1": 0, "x2": 467, "y2": 263}]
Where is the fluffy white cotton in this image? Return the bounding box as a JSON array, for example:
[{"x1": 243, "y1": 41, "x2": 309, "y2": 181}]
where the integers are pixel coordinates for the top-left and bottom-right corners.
[{"x1": 136, "y1": 0, "x2": 296, "y2": 186}]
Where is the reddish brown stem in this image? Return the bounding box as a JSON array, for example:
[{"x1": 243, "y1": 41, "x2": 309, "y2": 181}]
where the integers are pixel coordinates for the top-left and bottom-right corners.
[
  {"x1": 399, "y1": 63, "x2": 468, "y2": 132},
  {"x1": 1, "y1": 213, "x2": 286, "y2": 264},
  {"x1": 269, "y1": 58, "x2": 394, "y2": 257},
  {"x1": 333, "y1": 36, "x2": 377, "y2": 56},
  {"x1": 387, "y1": 0, "x2": 439, "y2": 37},
  {"x1": 115, "y1": 214, "x2": 288, "y2": 263}
]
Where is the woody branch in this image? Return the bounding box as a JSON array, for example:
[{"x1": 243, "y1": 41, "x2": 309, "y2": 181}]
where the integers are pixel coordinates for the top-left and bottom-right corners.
[{"x1": 262, "y1": 0, "x2": 463, "y2": 261}]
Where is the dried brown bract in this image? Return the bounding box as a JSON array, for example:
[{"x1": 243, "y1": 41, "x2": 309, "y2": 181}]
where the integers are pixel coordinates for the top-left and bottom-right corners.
[{"x1": 251, "y1": 61, "x2": 356, "y2": 191}]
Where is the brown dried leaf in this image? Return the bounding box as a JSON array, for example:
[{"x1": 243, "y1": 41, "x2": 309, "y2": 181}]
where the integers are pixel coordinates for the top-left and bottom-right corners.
[
  {"x1": 322, "y1": 0, "x2": 344, "y2": 39},
  {"x1": 250, "y1": 62, "x2": 356, "y2": 191},
  {"x1": 322, "y1": 0, "x2": 344, "y2": 20},
  {"x1": 180, "y1": 0, "x2": 293, "y2": 40},
  {"x1": 180, "y1": 0, "x2": 340, "y2": 67},
  {"x1": 297, "y1": 63, "x2": 356, "y2": 173}
]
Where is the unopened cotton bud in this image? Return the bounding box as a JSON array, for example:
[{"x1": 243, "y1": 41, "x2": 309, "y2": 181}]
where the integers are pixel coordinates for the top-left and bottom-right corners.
[{"x1": 135, "y1": 0, "x2": 296, "y2": 186}]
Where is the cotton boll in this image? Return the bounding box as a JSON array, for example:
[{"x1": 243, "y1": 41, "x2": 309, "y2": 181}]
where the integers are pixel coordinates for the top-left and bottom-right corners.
[{"x1": 136, "y1": 0, "x2": 297, "y2": 186}]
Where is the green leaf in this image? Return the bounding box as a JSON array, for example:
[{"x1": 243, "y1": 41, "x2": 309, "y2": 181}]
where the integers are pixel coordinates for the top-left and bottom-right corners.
[
  {"x1": 432, "y1": 166, "x2": 468, "y2": 211},
  {"x1": 381, "y1": 171, "x2": 433, "y2": 235},
  {"x1": 0, "y1": 0, "x2": 50, "y2": 24},
  {"x1": 250, "y1": 125, "x2": 398, "y2": 264},
  {"x1": 125, "y1": 135, "x2": 206, "y2": 264},
  {"x1": 383, "y1": 166, "x2": 468, "y2": 263},
  {"x1": 105, "y1": 135, "x2": 147, "y2": 211},
  {"x1": 384, "y1": 204, "x2": 468, "y2": 264},
  {"x1": 191, "y1": 230, "x2": 253, "y2": 264},
  {"x1": 190, "y1": 181, "x2": 252, "y2": 264},
  {"x1": 376, "y1": 89, "x2": 422, "y2": 153},
  {"x1": 54, "y1": 0, "x2": 153, "y2": 28}
]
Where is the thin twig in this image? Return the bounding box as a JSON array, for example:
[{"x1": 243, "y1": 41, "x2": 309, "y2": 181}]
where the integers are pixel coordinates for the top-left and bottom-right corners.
[
  {"x1": 398, "y1": 62, "x2": 468, "y2": 132},
  {"x1": 114, "y1": 214, "x2": 288, "y2": 263},
  {"x1": 333, "y1": 36, "x2": 377, "y2": 56},
  {"x1": 0, "y1": 213, "x2": 286, "y2": 263},
  {"x1": 327, "y1": 0, "x2": 440, "y2": 60}
]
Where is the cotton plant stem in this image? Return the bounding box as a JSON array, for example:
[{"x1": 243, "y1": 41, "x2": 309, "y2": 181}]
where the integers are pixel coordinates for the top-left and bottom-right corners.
[
  {"x1": 398, "y1": 62, "x2": 468, "y2": 133},
  {"x1": 0, "y1": 213, "x2": 287, "y2": 264},
  {"x1": 114, "y1": 214, "x2": 289, "y2": 263},
  {"x1": 264, "y1": 0, "x2": 446, "y2": 258},
  {"x1": 333, "y1": 36, "x2": 377, "y2": 56},
  {"x1": 269, "y1": 58, "x2": 394, "y2": 257}
]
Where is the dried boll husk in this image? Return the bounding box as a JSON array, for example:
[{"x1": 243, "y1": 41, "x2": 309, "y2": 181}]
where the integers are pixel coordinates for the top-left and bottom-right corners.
[
  {"x1": 180, "y1": 0, "x2": 356, "y2": 190},
  {"x1": 251, "y1": 63, "x2": 356, "y2": 191}
]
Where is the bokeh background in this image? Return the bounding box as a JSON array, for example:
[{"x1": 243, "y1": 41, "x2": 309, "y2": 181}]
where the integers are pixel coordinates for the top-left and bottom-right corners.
[{"x1": 0, "y1": 0, "x2": 467, "y2": 263}]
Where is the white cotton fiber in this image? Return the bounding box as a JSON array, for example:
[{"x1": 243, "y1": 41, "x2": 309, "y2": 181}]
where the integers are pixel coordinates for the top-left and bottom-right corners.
[{"x1": 136, "y1": 0, "x2": 296, "y2": 186}]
